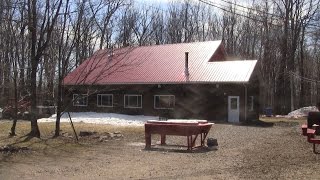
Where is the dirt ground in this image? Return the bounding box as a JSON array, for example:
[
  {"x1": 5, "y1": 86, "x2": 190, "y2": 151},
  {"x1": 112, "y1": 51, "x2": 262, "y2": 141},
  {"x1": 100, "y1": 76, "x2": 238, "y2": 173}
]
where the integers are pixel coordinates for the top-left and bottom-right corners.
[{"x1": 1, "y1": 119, "x2": 320, "y2": 180}]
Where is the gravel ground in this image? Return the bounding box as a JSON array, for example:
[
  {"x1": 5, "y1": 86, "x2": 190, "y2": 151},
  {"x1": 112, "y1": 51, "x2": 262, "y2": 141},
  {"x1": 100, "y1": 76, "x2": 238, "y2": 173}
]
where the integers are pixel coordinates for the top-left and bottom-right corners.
[{"x1": 1, "y1": 122, "x2": 320, "y2": 180}]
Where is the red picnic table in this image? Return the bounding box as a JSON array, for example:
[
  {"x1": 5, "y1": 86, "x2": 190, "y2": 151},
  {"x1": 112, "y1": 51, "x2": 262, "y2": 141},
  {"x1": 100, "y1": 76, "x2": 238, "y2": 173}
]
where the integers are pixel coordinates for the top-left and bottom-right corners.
[{"x1": 145, "y1": 120, "x2": 214, "y2": 150}]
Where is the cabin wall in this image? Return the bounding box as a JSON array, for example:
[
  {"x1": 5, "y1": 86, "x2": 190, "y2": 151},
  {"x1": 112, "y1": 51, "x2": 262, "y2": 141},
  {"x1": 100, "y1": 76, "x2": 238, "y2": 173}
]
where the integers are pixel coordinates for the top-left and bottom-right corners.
[{"x1": 64, "y1": 83, "x2": 259, "y2": 122}]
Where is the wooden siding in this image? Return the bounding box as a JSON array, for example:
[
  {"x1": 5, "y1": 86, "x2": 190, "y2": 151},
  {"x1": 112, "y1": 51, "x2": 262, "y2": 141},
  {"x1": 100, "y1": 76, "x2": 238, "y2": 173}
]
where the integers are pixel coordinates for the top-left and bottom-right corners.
[{"x1": 64, "y1": 83, "x2": 259, "y2": 122}]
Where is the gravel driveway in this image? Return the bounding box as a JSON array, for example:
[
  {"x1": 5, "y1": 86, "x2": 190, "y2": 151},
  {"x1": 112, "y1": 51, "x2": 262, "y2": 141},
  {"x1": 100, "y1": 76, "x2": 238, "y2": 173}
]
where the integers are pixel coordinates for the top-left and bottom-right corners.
[{"x1": 1, "y1": 122, "x2": 320, "y2": 180}]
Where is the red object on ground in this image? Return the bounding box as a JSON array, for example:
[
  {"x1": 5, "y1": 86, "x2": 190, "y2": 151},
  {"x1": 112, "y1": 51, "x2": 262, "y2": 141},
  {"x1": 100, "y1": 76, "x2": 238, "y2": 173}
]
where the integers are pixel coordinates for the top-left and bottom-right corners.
[
  {"x1": 307, "y1": 129, "x2": 316, "y2": 143},
  {"x1": 305, "y1": 128, "x2": 320, "y2": 154},
  {"x1": 2, "y1": 99, "x2": 31, "y2": 118},
  {"x1": 144, "y1": 120, "x2": 214, "y2": 150},
  {"x1": 301, "y1": 124, "x2": 308, "y2": 136}
]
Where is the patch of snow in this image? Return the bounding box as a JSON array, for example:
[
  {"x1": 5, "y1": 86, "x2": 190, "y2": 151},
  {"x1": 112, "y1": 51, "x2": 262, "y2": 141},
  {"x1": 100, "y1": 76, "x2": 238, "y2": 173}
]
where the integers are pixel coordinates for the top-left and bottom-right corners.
[
  {"x1": 287, "y1": 106, "x2": 319, "y2": 118},
  {"x1": 38, "y1": 112, "x2": 159, "y2": 126},
  {"x1": 275, "y1": 115, "x2": 287, "y2": 118}
]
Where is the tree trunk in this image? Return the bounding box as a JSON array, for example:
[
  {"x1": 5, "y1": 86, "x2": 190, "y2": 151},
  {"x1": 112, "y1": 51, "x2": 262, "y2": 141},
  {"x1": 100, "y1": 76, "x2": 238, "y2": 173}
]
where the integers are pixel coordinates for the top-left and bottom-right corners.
[
  {"x1": 10, "y1": 72, "x2": 18, "y2": 136},
  {"x1": 54, "y1": 78, "x2": 62, "y2": 137},
  {"x1": 28, "y1": 0, "x2": 40, "y2": 138},
  {"x1": 29, "y1": 65, "x2": 40, "y2": 137},
  {"x1": 299, "y1": 26, "x2": 307, "y2": 107}
]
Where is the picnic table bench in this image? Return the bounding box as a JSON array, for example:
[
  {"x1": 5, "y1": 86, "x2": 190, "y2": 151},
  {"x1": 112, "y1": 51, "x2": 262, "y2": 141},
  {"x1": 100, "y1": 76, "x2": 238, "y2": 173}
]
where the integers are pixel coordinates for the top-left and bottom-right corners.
[
  {"x1": 145, "y1": 120, "x2": 213, "y2": 150},
  {"x1": 301, "y1": 124, "x2": 308, "y2": 136},
  {"x1": 306, "y1": 128, "x2": 320, "y2": 154},
  {"x1": 301, "y1": 112, "x2": 320, "y2": 153}
]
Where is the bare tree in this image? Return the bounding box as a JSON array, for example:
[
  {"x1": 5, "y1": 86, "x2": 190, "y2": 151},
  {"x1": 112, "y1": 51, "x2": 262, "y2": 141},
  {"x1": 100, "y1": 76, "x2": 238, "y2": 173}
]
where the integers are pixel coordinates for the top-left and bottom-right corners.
[
  {"x1": 167, "y1": 2, "x2": 184, "y2": 43},
  {"x1": 91, "y1": 0, "x2": 125, "y2": 49},
  {"x1": 151, "y1": 9, "x2": 165, "y2": 45},
  {"x1": 27, "y1": 0, "x2": 63, "y2": 137},
  {"x1": 115, "y1": 4, "x2": 137, "y2": 47}
]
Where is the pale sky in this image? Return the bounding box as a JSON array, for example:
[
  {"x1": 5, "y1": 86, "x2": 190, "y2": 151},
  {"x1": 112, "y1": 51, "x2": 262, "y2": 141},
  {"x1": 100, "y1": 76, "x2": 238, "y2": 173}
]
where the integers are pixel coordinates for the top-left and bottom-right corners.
[
  {"x1": 136, "y1": 0, "x2": 248, "y2": 4},
  {"x1": 135, "y1": 0, "x2": 249, "y2": 8},
  {"x1": 134, "y1": 0, "x2": 176, "y2": 6},
  {"x1": 136, "y1": 0, "x2": 179, "y2": 3}
]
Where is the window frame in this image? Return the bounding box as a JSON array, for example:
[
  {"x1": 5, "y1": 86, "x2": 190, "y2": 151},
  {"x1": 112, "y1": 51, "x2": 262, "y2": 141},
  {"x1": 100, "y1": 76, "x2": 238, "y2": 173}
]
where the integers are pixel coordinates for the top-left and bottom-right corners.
[
  {"x1": 97, "y1": 94, "x2": 113, "y2": 107},
  {"x1": 248, "y1": 96, "x2": 254, "y2": 111},
  {"x1": 73, "y1": 94, "x2": 88, "y2": 107},
  {"x1": 124, "y1": 94, "x2": 142, "y2": 108},
  {"x1": 154, "y1": 95, "x2": 175, "y2": 109}
]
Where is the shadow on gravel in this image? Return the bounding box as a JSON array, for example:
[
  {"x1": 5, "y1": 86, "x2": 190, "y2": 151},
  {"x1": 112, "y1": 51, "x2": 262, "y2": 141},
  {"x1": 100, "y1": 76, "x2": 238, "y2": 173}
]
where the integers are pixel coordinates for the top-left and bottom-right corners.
[
  {"x1": 273, "y1": 121, "x2": 299, "y2": 127},
  {"x1": 0, "y1": 137, "x2": 11, "y2": 142},
  {"x1": 209, "y1": 120, "x2": 274, "y2": 128},
  {"x1": 240, "y1": 120, "x2": 274, "y2": 128},
  {"x1": 212, "y1": 119, "x2": 299, "y2": 128},
  {"x1": 143, "y1": 145, "x2": 215, "y2": 153}
]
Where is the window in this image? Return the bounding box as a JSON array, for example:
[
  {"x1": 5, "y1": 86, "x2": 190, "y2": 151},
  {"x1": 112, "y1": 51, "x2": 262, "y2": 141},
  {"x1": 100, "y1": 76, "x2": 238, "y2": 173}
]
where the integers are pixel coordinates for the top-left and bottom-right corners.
[
  {"x1": 73, "y1": 94, "x2": 88, "y2": 106},
  {"x1": 231, "y1": 98, "x2": 238, "y2": 110},
  {"x1": 97, "y1": 94, "x2": 113, "y2": 107},
  {"x1": 124, "y1": 95, "x2": 142, "y2": 108},
  {"x1": 248, "y1": 96, "x2": 254, "y2": 111},
  {"x1": 154, "y1": 95, "x2": 175, "y2": 109}
]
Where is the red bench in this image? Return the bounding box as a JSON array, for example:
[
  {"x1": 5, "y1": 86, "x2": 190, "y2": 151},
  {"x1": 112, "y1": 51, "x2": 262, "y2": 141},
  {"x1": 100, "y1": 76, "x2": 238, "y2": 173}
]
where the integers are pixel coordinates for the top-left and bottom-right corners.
[
  {"x1": 301, "y1": 112, "x2": 320, "y2": 153},
  {"x1": 307, "y1": 129, "x2": 316, "y2": 142},
  {"x1": 145, "y1": 120, "x2": 213, "y2": 150},
  {"x1": 306, "y1": 128, "x2": 320, "y2": 154},
  {"x1": 301, "y1": 124, "x2": 308, "y2": 136}
]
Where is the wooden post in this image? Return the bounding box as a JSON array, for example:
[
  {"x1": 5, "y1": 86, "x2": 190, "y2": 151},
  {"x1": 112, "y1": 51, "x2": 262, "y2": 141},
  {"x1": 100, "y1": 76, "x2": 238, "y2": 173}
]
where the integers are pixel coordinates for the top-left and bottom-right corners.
[
  {"x1": 67, "y1": 112, "x2": 78, "y2": 142},
  {"x1": 290, "y1": 72, "x2": 294, "y2": 111},
  {"x1": 160, "y1": 134, "x2": 166, "y2": 145},
  {"x1": 145, "y1": 132, "x2": 151, "y2": 149}
]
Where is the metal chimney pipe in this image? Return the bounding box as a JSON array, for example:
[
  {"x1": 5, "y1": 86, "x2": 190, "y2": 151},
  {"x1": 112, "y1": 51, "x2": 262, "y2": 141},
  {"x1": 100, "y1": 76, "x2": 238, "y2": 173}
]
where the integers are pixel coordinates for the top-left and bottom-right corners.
[
  {"x1": 185, "y1": 52, "x2": 189, "y2": 76},
  {"x1": 108, "y1": 47, "x2": 114, "y2": 61}
]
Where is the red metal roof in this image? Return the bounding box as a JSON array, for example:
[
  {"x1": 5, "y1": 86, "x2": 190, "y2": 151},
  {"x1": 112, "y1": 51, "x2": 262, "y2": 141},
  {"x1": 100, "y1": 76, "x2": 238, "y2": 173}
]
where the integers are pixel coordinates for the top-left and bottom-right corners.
[{"x1": 63, "y1": 41, "x2": 257, "y2": 85}]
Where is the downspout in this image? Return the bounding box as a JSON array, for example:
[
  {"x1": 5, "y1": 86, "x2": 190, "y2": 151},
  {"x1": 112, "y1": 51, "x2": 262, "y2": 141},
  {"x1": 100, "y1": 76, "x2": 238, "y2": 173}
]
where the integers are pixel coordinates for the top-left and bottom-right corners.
[
  {"x1": 185, "y1": 52, "x2": 189, "y2": 77},
  {"x1": 185, "y1": 52, "x2": 190, "y2": 82},
  {"x1": 243, "y1": 83, "x2": 247, "y2": 122}
]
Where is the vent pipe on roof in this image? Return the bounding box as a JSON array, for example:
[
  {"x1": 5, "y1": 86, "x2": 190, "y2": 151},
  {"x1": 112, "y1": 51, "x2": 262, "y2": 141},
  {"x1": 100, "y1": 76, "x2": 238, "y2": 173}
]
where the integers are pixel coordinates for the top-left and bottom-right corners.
[
  {"x1": 108, "y1": 47, "x2": 114, "y2": 61},
  {"x1": 185, "y1": 52, "x2": 189, "y2": 77}
]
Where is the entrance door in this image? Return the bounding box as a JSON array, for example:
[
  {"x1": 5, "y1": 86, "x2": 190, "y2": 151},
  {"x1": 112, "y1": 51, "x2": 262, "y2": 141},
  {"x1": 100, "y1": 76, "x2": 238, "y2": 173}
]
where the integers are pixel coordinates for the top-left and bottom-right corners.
[{"x1": 228, "y1": 96, "x2": 240, "y2": 123}]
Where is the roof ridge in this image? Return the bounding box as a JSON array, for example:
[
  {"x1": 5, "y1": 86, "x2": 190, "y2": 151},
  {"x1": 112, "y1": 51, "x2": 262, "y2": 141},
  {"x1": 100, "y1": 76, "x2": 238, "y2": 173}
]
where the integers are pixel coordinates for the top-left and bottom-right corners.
[{"x1": 99, "y1": 40, "x2": 222, "y2": 51}]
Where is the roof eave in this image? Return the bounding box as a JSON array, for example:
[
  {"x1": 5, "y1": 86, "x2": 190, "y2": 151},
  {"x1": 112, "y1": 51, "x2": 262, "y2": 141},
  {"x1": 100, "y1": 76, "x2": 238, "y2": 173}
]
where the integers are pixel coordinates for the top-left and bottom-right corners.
[{"x1": 63, "y1": 80, "x2": 251, "y2": 86}]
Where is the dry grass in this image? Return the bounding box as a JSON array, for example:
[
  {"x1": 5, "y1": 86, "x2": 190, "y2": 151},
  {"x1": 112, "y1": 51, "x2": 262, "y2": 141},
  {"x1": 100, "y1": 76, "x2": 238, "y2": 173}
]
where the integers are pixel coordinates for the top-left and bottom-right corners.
[
  {"x1": 0, "y1": 117, "x2": 306, "y2": 154},
  {"x1": 0, "y1": 120, "x2": 144, "y2": 154},
  {"x1": 260, "y1": 116, "x2": 307, "y2": 125}
]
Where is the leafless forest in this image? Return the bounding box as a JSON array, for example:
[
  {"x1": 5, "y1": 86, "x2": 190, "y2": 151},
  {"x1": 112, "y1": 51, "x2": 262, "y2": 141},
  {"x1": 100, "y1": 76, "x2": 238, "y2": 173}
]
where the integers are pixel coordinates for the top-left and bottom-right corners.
[{"x1": 0, "y1": 0, "x2": 320, "y2": 137}]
